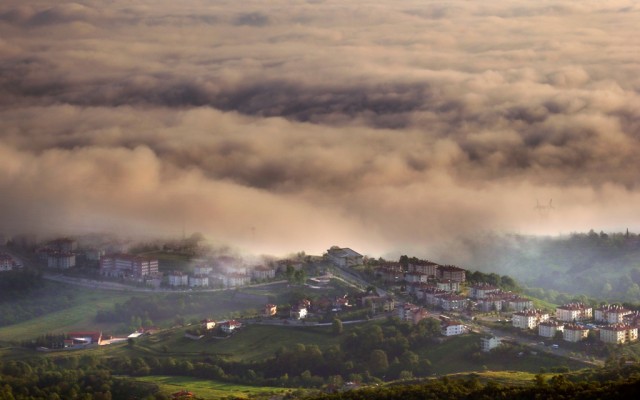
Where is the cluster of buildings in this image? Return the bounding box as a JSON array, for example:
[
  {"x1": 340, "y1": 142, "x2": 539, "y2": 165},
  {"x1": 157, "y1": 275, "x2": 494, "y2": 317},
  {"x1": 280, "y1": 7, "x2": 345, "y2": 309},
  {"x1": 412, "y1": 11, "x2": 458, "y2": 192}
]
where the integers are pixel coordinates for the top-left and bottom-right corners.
[
  {"x1": 374, "y1": 260, "x2": 471, "y2": 312},
  {"x1": 469, "y1": 283, "x2": 533, "y2": 312},
  {"x1": 165, "y1": 259, "x2": 277, "y2": 288},
  {"x1": 376, "y1": 260, "x2": 467, "y2": 286},
  {"x1": 510, "y1": 302, "x2": 640, "y2": 345}
]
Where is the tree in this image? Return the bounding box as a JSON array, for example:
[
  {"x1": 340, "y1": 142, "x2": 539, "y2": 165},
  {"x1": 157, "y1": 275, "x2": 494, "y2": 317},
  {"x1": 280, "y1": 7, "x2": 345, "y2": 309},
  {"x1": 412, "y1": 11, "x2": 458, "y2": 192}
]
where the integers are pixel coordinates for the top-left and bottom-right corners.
[
  {"x1": 293, "y1": 269, "x2": 307, "y2": 285},
  {"x1": 286, "y1": 265, "x2": 295, "y2": 282},
  {"x1": 332, "y1": 319, "x2": 344, "y2": 335},
  {"x1": 369, "y1": 350, "x2": 389, "y2": 376}
]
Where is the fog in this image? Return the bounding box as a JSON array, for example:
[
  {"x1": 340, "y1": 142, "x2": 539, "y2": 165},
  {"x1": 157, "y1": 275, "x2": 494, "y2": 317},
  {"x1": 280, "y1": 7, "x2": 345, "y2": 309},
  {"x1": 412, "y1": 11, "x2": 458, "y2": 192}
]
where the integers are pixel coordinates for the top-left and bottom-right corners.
[{"x1": 1, "y1": 0, "x2": 639, "y2": 257}]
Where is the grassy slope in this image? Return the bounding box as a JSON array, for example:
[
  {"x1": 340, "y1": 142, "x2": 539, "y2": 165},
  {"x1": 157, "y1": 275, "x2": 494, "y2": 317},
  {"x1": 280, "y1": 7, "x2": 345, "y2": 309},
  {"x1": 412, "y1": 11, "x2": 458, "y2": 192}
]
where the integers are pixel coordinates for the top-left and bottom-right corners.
[
  {"x1": 129, "y1": 324, "x2": 341, "y2": 362},
  {"x1": 0, "y1": 282, "x2": 131, "y2": 342},
  {"x1": 135, "y1": 375, "x2": 291, "y2": 399}
]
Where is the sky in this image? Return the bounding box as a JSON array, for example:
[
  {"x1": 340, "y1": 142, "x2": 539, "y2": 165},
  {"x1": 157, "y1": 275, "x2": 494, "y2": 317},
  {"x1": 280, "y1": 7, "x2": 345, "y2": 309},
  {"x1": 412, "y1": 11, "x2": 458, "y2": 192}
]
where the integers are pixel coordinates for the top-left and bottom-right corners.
[{"x1": 1, "y1": 0, "x2": 639, "y2": 258}]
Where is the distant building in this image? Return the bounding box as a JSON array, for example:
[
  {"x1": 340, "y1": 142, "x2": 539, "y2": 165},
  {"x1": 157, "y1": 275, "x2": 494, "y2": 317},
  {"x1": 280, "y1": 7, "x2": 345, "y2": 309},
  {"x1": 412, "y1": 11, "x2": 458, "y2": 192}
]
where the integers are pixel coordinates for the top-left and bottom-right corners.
[
  {"x1": 290, "y1": 305, "x2": 308, "y2": 319},
  {"x1": 469, "y1": 283, "x2": 501, "y2": 300},
  {"x1": 436, "y1": 279, "x2": 460, "y2": 292},
  {"x1": 220, "y1": 320, "x2": 241, "y2": 333},
  {"x1": 600, "y1": 324, "x2": 638, "y2": 344},
  {"x1": 441, "y1": 321, "x2": 466, "y2": 336},
  {"x1": 408, "y1": 260, "x2": 439, "y2": 277},
  {"x1": 100, "y1": 254, "x2": 159, "y2": 278},
  {"x1": 556, "y1": 303, "x2": 592, "y2": 322},
  {"x1": 595, "y1": 305, "x2": 632, "y2": 324},
  {"x1": 538, "y1": 320, "x2": 565, "y2": 338},
  {"x1": 512, "y1": 310, "x2": 549, "y2": 329},
  {"x1": 325, "y1": 246, "x2": 364, "y2": 267},
  {"x1": 398, "y1": 303, "x2": 429, "y2": 324},
  {"x1": 437, "y1": 265, "x2": 466, "y2": 282},
  {"x1": 480, "y1": 336, "x2": 502, "y2": 352},
  {"x1": 67, "y1": 331, "x2": 102, "y2": 345},
  {"x1": 439, "y1": 294, "x2": 468, "y2": 311},
  {"x1": 507, "y1": 297, "x2": 533, "y2": 312},
  {"x1": 189, "y1": 274, "x2": 209, "y2": 287},
  {"x1": 201, "y1": 319, "x2": 216, "y2": 330},
  {"x1": 222, "y1": 273, "x2": 251, "y2": 288},
  {"x1": 251, "y1": 265, "x2": 276, "y2": 280},
  {"x1": 167, "y1": 271, "x2": 188, "y2": 287},
  {"x1": 47, "y1": 252, "x2": 76, "y2": 269},
  {"x1": 376, "y1": 264, "x2": 404, "y2": 283},
  {"x1": 563, "y1": 324, "x2": 589, "y2": 342},
  {"x1": 193, "y1": 265, "x2": 213, "y2": 275}
]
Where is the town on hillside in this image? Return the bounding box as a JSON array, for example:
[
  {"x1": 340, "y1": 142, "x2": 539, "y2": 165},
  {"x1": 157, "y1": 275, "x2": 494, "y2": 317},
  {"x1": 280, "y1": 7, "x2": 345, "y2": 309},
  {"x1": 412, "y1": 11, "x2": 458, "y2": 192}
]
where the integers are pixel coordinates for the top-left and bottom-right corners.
[{"x1": 2, "y1": 236, "x2": 638, "y2": 362}]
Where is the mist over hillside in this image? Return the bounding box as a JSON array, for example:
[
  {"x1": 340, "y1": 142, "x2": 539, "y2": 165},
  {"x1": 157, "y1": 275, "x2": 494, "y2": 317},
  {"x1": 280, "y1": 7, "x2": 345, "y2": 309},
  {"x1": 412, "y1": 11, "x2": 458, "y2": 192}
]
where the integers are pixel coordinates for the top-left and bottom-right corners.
[{"x1": 433, "y1": 231, "x2": 640, "y2": 301}]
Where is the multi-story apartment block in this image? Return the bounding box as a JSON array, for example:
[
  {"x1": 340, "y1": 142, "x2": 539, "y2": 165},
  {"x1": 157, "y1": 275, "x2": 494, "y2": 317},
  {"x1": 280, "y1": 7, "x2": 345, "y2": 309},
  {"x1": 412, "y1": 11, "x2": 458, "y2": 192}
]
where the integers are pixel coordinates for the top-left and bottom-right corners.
[
  {"x1": 408, "y1": 261, "x2": 439, "y2": 277},
  {"x1": 600, "y1": 324, "x2": 638, "y2": 344},
  {"x1": 100, "y1": 254, "x2": 158, "y2": 278},
  {"x1": 437, "y1": 265, "x2": 466, "y2": 282},
  {"x1": 556, "y1": 303, "x2": 592, "y2": 322},
  {"x1": 563, "y1": 324, "x2": 589, "y2": 342},
  {"x1": 469, "y1": 283, "x2": 501, "y2": 299},
  {"x1": 538, "y1": 320, "x2": 564, "y2": 338},
  {"x1": 512, "y1": 309, "x2": 549, "y2": 329},
  {"x1": 167, "y1": 271, "x2": 188, "y2": 287},
  {"x1": 594, "y1": 305, "x2": 632, "y2": 324}
]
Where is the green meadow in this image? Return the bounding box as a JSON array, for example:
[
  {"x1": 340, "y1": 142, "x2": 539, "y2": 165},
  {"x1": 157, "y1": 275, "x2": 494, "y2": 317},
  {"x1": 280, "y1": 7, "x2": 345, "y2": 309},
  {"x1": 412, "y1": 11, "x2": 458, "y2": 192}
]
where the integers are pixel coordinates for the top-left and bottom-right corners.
[{"x1": 134, "y1": 375, "x2": 297, "y2": 399}]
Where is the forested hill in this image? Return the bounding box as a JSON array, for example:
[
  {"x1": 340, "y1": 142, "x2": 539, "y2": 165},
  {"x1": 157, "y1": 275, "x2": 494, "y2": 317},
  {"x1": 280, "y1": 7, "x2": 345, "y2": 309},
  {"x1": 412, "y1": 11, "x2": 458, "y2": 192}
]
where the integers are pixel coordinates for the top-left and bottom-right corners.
[
  {"x1": 309, "y1": 365, "x2": 640, "y2": 400},
  {"x1": 435, "y1": 231, "x2": 640, "y2": 302}
]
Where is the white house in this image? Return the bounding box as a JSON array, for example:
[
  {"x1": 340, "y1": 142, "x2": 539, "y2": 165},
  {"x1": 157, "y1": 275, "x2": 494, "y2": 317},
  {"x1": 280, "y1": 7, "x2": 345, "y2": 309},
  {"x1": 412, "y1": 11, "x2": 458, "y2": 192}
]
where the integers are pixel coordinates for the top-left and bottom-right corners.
[
  {"x1": 480, "y1": 336, "x2": 502, "y2": 352},
  {"x1": 290, "y1": 306, "x2": 308, "y2": 319},
  {"x1": 441, "y1": 321, "x2": 466, "y2": 336}
]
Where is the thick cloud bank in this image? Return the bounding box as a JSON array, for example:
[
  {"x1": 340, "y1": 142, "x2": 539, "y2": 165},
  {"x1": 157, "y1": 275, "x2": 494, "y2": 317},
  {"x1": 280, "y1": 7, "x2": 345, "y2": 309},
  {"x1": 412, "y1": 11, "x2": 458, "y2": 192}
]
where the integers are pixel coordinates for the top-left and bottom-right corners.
[{"x1": 1, "y1": 0, "x2": 639, "y2": 256}]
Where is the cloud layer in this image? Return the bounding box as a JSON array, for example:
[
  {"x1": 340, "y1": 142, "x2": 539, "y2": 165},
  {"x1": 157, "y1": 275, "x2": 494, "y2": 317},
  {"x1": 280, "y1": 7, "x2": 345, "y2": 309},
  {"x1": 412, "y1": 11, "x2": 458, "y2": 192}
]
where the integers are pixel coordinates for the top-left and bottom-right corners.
[{"x1": 1, "y1": 0, "x2": 640, "y2": 257}]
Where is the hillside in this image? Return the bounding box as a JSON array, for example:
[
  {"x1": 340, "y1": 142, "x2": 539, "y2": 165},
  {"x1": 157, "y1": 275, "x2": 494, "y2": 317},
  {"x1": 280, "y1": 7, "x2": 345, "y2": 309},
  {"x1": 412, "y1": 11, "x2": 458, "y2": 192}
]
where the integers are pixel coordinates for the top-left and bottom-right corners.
[{"x1": 435, "y1": 231, "x2": 640, "y2": 302}]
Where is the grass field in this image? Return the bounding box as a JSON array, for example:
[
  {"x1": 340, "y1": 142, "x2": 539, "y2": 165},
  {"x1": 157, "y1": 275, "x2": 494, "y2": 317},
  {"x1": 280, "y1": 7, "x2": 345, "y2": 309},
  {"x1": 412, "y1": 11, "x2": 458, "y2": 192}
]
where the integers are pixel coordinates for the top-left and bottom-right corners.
[
  {"x1": 0, "y1": 282, "x2": 132, "y2": 342},
  {"x1": 135, "y1": 375, "x2": 294, "y2": 399},
  {"x1": 131, "y1": 324, "x2": 342, "y2": 362}
]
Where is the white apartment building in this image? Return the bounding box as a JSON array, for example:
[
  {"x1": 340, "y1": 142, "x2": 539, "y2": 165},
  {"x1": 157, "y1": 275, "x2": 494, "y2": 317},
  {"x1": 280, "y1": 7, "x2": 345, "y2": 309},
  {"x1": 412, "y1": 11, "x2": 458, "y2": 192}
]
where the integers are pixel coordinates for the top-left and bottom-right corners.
[
  {"x1": 556, "y1": 303, "x2": 592, "y2": 322},
  {"x1": 600, "y1": 324, "x2": 638, "y2": 344},
  {"x1": 512, "y1": 310, "x2": 549, "y2": 329},
  {"x1": 538, "y1": 320, "x2": 564, "y2": 338},
  {"x1": 563, "y1": 324, "x2": 589, "y2": 342}
]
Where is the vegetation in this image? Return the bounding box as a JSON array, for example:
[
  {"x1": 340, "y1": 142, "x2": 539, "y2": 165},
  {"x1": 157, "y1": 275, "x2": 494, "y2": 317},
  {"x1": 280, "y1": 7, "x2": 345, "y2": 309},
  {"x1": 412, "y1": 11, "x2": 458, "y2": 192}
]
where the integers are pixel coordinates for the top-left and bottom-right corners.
[
  {"x1": 456, "y1": 231, "x2": 640, "y2": 301},
  {"x1": 308, "y1": 364, "x2": 640, "y2": 400}
]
